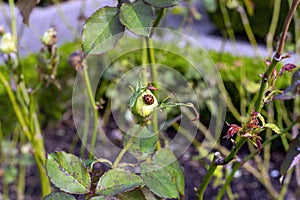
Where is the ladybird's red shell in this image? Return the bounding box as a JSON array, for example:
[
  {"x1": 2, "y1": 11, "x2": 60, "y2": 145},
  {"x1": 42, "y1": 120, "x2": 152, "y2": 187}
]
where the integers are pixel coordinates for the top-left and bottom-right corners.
[{"x1": 143, "y1": 94, "x2": 155, "y2": 105}]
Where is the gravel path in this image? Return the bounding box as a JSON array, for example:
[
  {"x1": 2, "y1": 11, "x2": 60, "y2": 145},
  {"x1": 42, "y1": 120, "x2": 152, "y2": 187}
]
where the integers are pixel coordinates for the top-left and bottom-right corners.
[{"x1": 0, "y1": 0, "x2": 270, "y2": 63}]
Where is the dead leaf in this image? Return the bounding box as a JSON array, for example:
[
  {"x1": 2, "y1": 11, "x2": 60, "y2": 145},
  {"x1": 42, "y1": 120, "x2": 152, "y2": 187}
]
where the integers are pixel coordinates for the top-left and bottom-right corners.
[{"x1": 16, "y1": 0, "x2": 40, "y2": 26}]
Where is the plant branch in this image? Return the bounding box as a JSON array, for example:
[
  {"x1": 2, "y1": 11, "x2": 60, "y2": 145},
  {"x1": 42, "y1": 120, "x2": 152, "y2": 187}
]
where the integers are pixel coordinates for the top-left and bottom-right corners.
[
  {"x1": 256, "y1": 0, "x2": 300, "y2": 112},
  {"x1": 276, "y1": 0, "x2": 300, "y2": 57},
  {"x1": 196, "y1": 1, "x2": 300, "y2": 198},
  {"x1": 150, "y1": 8, "x2": 166, "y2": 37}
]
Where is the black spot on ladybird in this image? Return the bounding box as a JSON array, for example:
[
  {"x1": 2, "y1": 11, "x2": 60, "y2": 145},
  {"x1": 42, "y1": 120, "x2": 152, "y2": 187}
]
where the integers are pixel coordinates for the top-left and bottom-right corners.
[{"x1": 143, "y1": 94, "x2": 154, "y2": 105}]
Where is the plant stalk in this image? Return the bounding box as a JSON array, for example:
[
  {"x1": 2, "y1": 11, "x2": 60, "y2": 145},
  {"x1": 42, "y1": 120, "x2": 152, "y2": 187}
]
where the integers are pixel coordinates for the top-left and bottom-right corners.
[
  {"x1": 81, "y1": 62, "x2": 99, "y2": 158},
  {"x1": 196, "y1": 1, "x2": 300, "y2": 198},
  {"x1": 8, "y1": 0, "x2": 17, "y2": 44},
  {"x1": 112, "y1": 126, "x2": 143, "y2": 168},
  {"x1": 0, "y1": 72, "x2": 51, "y2": 197},
  {"x1": 146, "y1": 38, "x2": 161, "y2": 149}
]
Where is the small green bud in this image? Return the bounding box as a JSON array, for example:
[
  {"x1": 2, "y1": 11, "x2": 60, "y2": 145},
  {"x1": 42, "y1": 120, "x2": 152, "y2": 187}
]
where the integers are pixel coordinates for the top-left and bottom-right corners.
[
  {"x1": 41, "y1": 27, "x2": 57, "y2": 46},
  {"x1": 130, "y1": 89, "x2": 158, "y2": 124},
  {"x1": 0, "y1": 33, "x2": 16, "y2": 53}
]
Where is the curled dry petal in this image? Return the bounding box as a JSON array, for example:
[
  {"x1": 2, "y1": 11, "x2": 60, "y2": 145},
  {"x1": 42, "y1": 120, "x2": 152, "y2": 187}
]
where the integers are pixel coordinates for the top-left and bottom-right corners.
[
  {"x1": 251, "y1": 111, "x2": 259, "y2": 117},
  {"x1": 147, "y1": 85, "x2": 157, "y2": 90},
  {"x1": 279, "y1": 63, "x2": 297, "y2": 76},
  {"x1": 225, "y1": 122, "x2": 241, "y2": 139},
  {"x1": 256, "y1": 139, "x2": 262, "y2": 153},
  {"x1": 265, "y1": 60, "x2": 271, "y2": 66}
]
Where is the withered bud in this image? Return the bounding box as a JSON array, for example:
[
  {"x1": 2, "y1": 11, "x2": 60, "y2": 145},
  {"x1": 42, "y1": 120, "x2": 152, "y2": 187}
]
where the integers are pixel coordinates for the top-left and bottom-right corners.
[{"x1": 68, "y1": 51, "x2": 84, "y2": 71}]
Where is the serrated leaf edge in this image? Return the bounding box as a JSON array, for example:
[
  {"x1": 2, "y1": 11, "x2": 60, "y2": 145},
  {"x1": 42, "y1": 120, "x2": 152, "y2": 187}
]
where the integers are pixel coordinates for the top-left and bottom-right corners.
[
  {"x1": 96, "y1": 170, "x2": 144, "y2": 196},
  {"x1": 82, "y1": 6, "x2": 125, "y2": 55},
  {"x1": 119, "y1": 1, "x2": 154, "y2": 37},
  {"x1": 46, "y1": 152, "x2": 91, "y2": 194}
]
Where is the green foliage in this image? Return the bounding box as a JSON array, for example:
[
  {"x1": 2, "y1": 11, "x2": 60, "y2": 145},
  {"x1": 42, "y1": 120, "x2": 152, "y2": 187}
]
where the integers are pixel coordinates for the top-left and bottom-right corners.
[
  {"x1": 96, "y1": 169, "x2": 143, "y2": 195},
  {"x1": 81, "y1": 0, "x2": 177, "y2": 55},
  {"x1": 153, "y1": 148, "x2": 185, "y2": 195},
  {"x1": 123, "y1": 125, "x2": 158, "y2": 161},
  {"x1": 140, "y1": 162, "x2": 179, "y2": 198},
  {"x1": 82, "y1": 7, "x2": 125, "y2": 55},
  {"x1": 118, "y1": 188, "x2": 146, "y2": 200},
  {"x1": 43, "y1": 192, "x2": 76, "y2": 200},
  {"x1": 45, "y1": 149, "x2": 184, "y2": 199},
  {"x1": 46, "y1": 151, "x2": 91, "y2": 194},
  {"x1": 144, "y1": 0, "x2": 178, "y2": 8},
  {"x1": 120, "y1": 1, "x2": 154, "y2": 37}
]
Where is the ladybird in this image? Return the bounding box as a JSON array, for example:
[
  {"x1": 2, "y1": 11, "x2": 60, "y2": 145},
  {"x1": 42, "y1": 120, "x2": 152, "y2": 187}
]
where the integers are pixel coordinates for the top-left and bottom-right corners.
[{"x1": 143, "y1": 94, "x2": 154, "y2": 105}]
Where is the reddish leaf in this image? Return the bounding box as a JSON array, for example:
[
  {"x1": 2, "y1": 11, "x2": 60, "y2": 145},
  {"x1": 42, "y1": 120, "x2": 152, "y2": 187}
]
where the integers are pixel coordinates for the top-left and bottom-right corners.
[{"x1": 279, "y1": 63, "x2": 296, "y2": 76}]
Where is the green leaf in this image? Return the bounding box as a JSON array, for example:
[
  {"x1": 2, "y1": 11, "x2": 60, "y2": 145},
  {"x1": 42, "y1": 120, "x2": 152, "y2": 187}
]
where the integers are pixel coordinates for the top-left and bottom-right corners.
[
  {"x1": 96, "y1": 169, "x2": 143, "y2": 196},
  {"x1": 264, "y1": 123, "x2": 281, "y2": 134},
  {"x1": 46, "y1": 151, "x2": 91, "y2": 194},
  {"x1": 123, "y1": 125, "x2": 158, "y2": 161},
  {"x1": 280, "y1": 135, "x2": 300, "y2": 175},
  {"x1": 120, "y1": 1, "x2": 154, "y2": 37},
  {"x1": 140, "y1": 162, "x2": 179, "y2": 198},
  {"x1": 3, "y1": 166, "x2": 17, "y2": 184},
  {"x1": 89, "y1": 196, "x2": 111, "y2": 200},
  {"x1": 141, "y1": 187, "x2": 158, "y2": 200},
  {"x1": 43, "y1": 192, "x2": 76, "y2": 200},
  {"x1": 153, "y1": 148, "x2": 185, "y2": 196},
  {"x1": 82, "y1": 7, "x2": 125, "y2": 55},
  {"x1": 118, "y1": 188, "x2": 146, "y2": 200},
  {"x1": 144, "y1": 0, "x2": 178, "y2": 8}
]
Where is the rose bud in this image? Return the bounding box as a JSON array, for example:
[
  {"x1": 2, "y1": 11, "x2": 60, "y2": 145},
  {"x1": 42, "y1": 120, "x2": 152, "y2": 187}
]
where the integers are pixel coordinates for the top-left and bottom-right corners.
[
  {"x1": 129, "y1": 88, "x2": 158, "y2": 124},
  {"x1": 0, "y1": 33, "x2": 16, "y2": 53}
]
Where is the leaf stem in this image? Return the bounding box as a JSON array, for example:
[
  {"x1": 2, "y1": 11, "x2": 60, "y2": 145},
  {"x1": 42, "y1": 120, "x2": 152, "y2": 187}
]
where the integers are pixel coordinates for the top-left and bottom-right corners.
[
  {"x1": 150, "y1": 8, "x2": 166, "y2": 37},
  {"x1": 112, "y1": 126, "x2": 143, "y2": 168}
]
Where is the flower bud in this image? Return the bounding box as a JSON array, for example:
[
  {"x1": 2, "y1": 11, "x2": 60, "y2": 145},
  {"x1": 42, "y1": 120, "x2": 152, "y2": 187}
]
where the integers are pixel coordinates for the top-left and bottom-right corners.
[
  {"x1": 130, "y1": 89, "x2": 158, "y2": 124},
  {"x1": 0, "y1": 26, "x2": 4, "y2": 35},
  {"x1": 0, "y1": 33, "x2": 16, "y2": 53},
  {"x1": 41, "y1": 27, "x2": 57, "y2": 47}
]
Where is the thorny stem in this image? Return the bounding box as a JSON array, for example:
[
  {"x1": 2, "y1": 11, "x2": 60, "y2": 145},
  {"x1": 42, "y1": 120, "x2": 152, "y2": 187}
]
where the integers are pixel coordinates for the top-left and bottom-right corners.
[
  {"x1": 196, "y1": 1, "x2": 300, "y2": 199},
  {"x1": 255, "y1": 0, "x2": 300, "y2": 112},
  {"x1": 277, "y1": 0, "x2": 300, "y2": 57}
]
